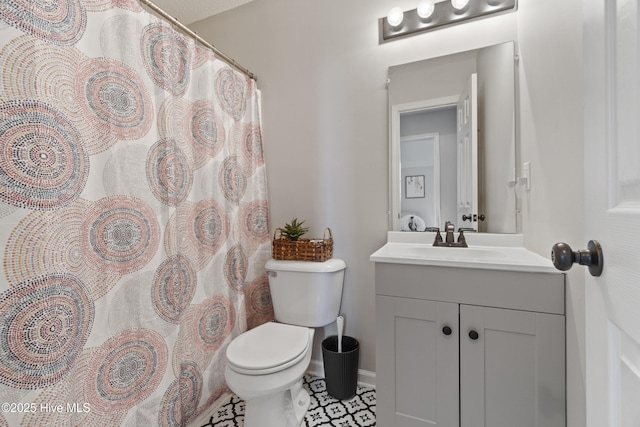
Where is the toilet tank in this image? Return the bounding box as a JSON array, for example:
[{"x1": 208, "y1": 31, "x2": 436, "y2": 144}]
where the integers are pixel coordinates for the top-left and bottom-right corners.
[{"x1": 265, "y1": 258, "x2": 346, "y2": 327}]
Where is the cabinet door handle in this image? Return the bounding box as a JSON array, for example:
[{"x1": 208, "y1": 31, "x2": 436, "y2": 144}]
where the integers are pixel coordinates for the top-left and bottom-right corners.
[
  {"x1": 468, "y1": 330, "x2": 479, "y2": 340},
  {"x1": 442, "y1": 326, "x2": 452, "y2": 336}
]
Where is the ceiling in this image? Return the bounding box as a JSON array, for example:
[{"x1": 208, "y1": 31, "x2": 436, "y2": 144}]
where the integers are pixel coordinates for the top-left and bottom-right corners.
[{"x1": 150, "y1": 0, "x2": 254, "y2": 25}]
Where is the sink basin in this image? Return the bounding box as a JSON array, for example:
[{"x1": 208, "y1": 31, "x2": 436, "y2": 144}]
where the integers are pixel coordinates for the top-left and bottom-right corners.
[
  {"x1": 396, "y1": 245, "x2": 504, "y2": 261},
  {"x1": 370, "y1": 242, "x2": 556, "y2": 273}
]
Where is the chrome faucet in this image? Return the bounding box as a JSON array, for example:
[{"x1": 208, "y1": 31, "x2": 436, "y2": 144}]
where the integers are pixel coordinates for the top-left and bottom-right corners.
[{"x1": 432, "y1": 221, "x2": 468, "y2": 247}]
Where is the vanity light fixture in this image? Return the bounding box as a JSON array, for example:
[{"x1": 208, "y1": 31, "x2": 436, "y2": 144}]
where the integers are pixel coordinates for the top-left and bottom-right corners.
[{"x1": 381, "y1": 0, "x2": 517, "y2": 42}]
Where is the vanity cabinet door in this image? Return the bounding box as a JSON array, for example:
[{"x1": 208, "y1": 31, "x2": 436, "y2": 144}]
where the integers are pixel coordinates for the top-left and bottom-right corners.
[
  {"x1": 459, "y1": 305, "x2": 566, "y2": 427},
  {"x1": 376, "y1": 296, "x2": 459, "y2": 427}
]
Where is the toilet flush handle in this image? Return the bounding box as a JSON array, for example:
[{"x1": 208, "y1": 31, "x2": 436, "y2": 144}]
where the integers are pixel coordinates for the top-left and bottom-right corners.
[{"x1": 266, "y1": 270, "x2": 277, "y2": 278}]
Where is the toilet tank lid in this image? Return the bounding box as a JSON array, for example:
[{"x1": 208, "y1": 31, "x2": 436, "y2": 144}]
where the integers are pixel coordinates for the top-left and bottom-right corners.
[{"x1": 265, "y1": 258, "x2": 346, "y2": 273}]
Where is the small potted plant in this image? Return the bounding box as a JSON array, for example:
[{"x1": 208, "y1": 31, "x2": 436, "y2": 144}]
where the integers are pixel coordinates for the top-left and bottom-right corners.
[{"x1": 280, "y1": 218, "x2": 309, "y2": 241}]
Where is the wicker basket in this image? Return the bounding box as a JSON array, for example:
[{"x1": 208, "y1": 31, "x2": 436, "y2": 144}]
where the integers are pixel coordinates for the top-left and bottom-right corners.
[{"x1": 272, "y1": 228, "x2": 333, "y2": 262}]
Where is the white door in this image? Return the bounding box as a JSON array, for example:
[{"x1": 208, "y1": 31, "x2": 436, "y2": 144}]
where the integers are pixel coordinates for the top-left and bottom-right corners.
[
  {"x1": 584, "y1": 0, "x2": 640, "y2": 425},
  {"x1": 457, "y1": 74, "x2": 478, "y2": 230}
]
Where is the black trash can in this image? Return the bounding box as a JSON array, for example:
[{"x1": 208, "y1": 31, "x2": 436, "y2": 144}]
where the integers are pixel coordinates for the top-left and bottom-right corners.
[{"x1": 321, "y1": 335, "x2": 359, "y2": 400}]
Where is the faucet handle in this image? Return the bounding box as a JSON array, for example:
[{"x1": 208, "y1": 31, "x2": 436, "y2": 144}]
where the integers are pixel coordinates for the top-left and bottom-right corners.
[
  {"x1": 432, "y1": 229, "x2": 443, "y2": 245},
  {"x1": 457, "y1": 230, "x2": 469, "y2": 247}
]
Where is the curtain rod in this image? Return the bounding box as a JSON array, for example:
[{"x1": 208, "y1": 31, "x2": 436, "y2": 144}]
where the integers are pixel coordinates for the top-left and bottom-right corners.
[{"x1": 138, "y1": 0, "x2": 256, "y2": 81}]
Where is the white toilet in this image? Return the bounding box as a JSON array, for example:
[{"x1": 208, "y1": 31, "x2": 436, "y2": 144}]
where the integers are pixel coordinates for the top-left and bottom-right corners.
[{"x1": 225, "y1": 258, "x2": 346, "y2": 427}]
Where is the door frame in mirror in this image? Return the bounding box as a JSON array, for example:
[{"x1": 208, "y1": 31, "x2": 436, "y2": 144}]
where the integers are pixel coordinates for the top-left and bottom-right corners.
[
  {"x1": 400, "y1": 131, "x2": 441, "y2": 230},
  {"x1": 390, "y1": 96, "x2": 457, "y2": 231}
]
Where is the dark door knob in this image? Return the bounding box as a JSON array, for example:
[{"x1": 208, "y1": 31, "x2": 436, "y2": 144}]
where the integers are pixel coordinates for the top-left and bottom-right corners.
[
  {"x1": 551, "y1": 240, "x2": 603, "y2": 277},
  {"x1": 442, "y1": 326, "x2": 452, "y2": 336},
  {"x1": 468, "y1": 330, "x2": 479, "y2": 340}
]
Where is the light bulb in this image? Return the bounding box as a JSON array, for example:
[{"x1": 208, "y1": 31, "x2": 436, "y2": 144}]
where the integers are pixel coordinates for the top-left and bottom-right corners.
[
  {"x1": 451, "y1": 0, "x2": 470, "y2": 10},
  {"x1": 417, "y1": 0, "x2": 435, "y2": 19},
  {"x1": 387, "y1": 7, "x2": 404, "y2": 27}
]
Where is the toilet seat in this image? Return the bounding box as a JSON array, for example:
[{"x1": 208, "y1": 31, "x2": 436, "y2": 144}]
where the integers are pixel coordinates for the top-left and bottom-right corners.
[{"x1": 226, "y1": 322, "x2": 311, "y2": 375}]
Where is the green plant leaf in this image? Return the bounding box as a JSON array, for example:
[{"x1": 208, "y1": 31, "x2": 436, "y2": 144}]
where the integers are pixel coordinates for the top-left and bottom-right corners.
[{"x1": 280, "y1": 217, "x2": 309, "y2": 240}]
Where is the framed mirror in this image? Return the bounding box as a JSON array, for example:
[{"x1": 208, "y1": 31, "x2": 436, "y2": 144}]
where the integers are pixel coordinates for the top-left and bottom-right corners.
[{"x1": 388, "y1": 41, "x2": 517, "y2": 233}]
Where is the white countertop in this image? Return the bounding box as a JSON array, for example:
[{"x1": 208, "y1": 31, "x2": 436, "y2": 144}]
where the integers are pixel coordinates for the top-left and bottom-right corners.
[{"x1": 370, "y1": 232, "x2": 558, "y2": 273}]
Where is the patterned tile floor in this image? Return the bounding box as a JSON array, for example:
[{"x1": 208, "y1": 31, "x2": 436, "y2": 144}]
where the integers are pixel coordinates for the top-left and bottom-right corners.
[{"x1": 200, "y1": 375, "x2": 376, "y2": 426}]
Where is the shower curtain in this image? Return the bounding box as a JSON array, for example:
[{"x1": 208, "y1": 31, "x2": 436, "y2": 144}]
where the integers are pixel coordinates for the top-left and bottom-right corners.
[{"x1": 0, "y1": 0, "x2": 273, "y2": 425}]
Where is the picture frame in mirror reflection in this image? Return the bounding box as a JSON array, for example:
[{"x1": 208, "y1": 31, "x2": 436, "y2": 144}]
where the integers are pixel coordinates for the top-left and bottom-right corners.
[{"x1": 405, "y1": 175, "x2": 425, "y2": 198}]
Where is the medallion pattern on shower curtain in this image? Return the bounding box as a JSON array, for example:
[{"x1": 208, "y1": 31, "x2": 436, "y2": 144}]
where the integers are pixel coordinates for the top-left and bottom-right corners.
[{"x1": 0, "y1": 0, "x2": 273, "y2": 425}]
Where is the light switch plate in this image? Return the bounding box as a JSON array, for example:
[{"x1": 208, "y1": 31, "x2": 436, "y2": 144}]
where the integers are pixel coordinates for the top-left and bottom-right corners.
[{"x1": 523, "y1": 161, "x2": 531, "y2": 190}]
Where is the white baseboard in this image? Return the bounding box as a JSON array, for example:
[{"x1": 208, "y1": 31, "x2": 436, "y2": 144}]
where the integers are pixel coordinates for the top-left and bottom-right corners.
[{"x1": 307, "y1": 359, "x2": 376, "y2": 389}]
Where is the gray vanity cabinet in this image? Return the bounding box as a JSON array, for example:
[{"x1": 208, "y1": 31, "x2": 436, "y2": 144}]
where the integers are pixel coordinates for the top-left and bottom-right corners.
[
  {"x1": 376, "y1": 296, "x2": 460, "y2": 426},
  {"x1": 375, "y1": 263, "x2": 566, "y2": 427}
]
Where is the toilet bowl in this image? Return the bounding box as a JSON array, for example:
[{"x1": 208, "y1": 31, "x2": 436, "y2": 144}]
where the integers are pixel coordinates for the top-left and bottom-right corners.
[
  {"x1": 224, "y1": 258, "x2": 346, "y2": 427},
  {"x1": 225, "y1": 322, "x2": 314, "y2": 427}
]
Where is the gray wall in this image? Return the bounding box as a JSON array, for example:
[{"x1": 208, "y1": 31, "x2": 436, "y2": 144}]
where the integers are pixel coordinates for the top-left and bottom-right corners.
[
  {"x1": 477, "y1": 43, "x2": 517, "y2": 233},
  {"x1": 191, "y1": 1, "x2": 585, "y2": 424},
  {"x1": 517, "y1": 1, "x2": 585, "y2": 425}
]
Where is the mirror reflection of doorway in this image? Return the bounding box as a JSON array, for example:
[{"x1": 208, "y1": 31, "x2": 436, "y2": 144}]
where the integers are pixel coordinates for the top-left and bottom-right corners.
[
  {"x1": 397, "y1": 73, "x2": 479, "y2": 232},
  {"x1": 400, "y1": 132, "x2": 440, "y2": 230},
  {"x1": 400, "y1": 106, "x2": 456, "y2": 230}
]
